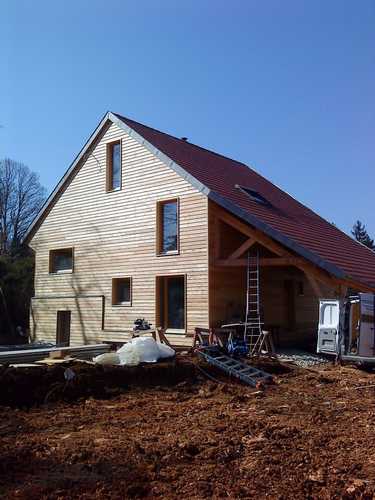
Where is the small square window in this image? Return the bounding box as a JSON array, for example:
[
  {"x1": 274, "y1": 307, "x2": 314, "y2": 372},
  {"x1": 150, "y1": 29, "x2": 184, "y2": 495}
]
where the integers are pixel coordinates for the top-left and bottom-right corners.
[
  {"x1": 157, "y1": 199, "x2": 179, "y2": 255},
  {"x1": 112, "y1": 277, "x2": 132, "y2": 306},
  {"x1": 106, "y1": 140, "x2": 122, "y2": 191},
  {"x1": 49, "y1": 248, "x2": 73, "y2": 273}
]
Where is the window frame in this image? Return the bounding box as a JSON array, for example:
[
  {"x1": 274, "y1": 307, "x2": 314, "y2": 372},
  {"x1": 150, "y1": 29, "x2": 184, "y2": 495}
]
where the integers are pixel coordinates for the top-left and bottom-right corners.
[
  {"x1": 49, "y1": 248, "x2": 74, "y2": 274},
  {"x1": 156, "y1": 198, "x2": 180, "y2": 256},
  {"x1": 112, "y1": 277, "x2": 132, "y2": 307},
  {"x1": 106, "y1": 139, "x2": 122, "y2": 192}
]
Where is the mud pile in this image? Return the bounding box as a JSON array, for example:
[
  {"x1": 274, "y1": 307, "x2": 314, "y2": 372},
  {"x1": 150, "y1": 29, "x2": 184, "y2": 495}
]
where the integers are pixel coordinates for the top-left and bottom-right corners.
[
  {"x1": 1, "y1": 360, "x2": 375, "y2": 498},
  {"x1": 0, "y1": 358, "x2": 196, "y2": 407}
]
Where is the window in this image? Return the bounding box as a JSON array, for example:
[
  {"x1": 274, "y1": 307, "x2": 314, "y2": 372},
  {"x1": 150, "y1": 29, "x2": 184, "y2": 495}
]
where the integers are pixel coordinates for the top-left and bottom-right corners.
[
  {"x1": 49, "y1": 248, "x2": 73, "y2": 273},
  {"x1": 112, "y1": 277, "x2": 132, "y2": 306},
  {"x1": 157, "y1": 199, "x2": 179, "y2": 255},
  {"x1": 236, "y1": 184, "x2": 272, "y2": 207},
  {"x1": 156, "y1": 275, "x2": 186, "y2": 333},
  {"x1": 106, "y1": 140, "x2": 122, "y2": 191}
]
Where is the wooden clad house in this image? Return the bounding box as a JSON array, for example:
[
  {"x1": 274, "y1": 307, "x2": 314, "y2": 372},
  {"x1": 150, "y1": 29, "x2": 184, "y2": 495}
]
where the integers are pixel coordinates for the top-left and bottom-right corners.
[{"x1": 24, "y1": 112, "x2": 375, "y2": 348}]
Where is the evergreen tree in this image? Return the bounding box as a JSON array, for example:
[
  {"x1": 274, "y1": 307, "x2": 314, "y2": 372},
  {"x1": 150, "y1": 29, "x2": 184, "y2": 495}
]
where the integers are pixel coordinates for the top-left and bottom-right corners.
[{"x1": 351, "y1": 220, "x2": 375, "y2": 250}]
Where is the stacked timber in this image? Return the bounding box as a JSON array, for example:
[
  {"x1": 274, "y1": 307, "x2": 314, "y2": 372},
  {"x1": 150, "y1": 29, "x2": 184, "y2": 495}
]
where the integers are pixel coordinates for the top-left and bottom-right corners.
[{"x1": 0, "y1": 344, "x2": 110, "y2": 365}]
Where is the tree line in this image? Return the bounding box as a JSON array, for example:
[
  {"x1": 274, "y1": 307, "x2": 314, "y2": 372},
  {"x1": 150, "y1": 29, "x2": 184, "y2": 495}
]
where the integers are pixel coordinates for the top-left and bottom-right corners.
[{"x1": 0, "y1": 158, "x2": 46, "y2": 343}]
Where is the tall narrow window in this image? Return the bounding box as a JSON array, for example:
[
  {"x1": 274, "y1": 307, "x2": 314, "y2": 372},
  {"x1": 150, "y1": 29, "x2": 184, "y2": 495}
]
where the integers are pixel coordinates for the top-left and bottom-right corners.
[
  {"x1": 106, "y1": 140, "x2": 121, "y2": 191},
  {"x1": 157, "y1": 199, "x2": 179, "y2": 255}
]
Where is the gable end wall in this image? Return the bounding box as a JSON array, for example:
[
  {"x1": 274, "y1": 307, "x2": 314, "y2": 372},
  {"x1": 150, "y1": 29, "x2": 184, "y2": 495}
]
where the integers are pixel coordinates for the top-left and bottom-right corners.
[{"x1": 29, "y1": 122, "x2": 209, "y2": 346}]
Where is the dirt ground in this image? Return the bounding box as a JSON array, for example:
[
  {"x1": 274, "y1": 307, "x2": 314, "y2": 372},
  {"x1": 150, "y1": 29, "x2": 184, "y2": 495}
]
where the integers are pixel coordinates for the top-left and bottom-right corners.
[{"x1": 1, "y1": 357, "x2": 375, "y2": 499}]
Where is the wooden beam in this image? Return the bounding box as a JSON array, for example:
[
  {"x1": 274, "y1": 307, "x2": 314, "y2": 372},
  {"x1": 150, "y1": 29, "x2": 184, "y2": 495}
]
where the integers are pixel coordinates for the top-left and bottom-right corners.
[
  {"x1": 215, "y1": 257, "x2": 301, "y2": 267},
  {"x1": 213, "y1": 217, "x2": 221, "y2": 260},
  {"x1": 212, "y1": 203, "x2": 375, "y2": 294},
  {"x1": 305, "y1": 273, "x2": 324, "y2": 297},
  {"x1": 338, "y1": 278, "x2": 375, "y2": 294},
  {"x1": 215, "y1": 208, "x2": 288, "y2": 257},
  {"x1": 337, "y1": 284, "x2": 348, "y2": 298},
  {"x1": 227, "y1": 237, "x2": 256, "y2": 261}
]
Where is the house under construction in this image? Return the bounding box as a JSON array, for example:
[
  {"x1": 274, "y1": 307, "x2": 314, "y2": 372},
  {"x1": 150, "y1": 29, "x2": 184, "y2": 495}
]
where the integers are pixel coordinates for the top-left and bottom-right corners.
[{"x1": 23, "y1": 112, "x2": 375, "y2": 348}]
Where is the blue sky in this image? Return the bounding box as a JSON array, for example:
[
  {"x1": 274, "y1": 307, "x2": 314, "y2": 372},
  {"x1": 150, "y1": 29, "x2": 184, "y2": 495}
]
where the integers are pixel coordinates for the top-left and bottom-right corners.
[{"x1": 2, "y1": 0, "x2": 374, "y2": 236}]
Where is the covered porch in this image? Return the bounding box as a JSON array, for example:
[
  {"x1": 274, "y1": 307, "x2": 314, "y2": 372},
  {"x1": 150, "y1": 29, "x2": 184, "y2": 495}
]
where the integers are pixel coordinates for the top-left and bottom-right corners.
[{"x1": 208, "y1": 203, "x2": 369, "y2": 349}]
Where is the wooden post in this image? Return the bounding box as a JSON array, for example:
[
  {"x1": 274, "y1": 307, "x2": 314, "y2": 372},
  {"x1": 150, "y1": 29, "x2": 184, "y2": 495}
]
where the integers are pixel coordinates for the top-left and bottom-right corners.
[{"x1": 305, "y1": 273, "x2": 324, "y2": 298}]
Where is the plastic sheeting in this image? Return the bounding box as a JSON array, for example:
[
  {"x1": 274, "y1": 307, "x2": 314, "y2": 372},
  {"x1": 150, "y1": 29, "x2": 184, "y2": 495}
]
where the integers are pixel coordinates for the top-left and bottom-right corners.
[{"x1": 94, "y1": 337, "x2": 175, "y2": 366}]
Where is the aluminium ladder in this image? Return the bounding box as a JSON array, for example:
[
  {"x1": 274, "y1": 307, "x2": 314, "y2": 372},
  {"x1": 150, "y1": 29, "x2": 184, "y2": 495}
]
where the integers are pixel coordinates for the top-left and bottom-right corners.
[
  {"x1": 244, "y1": 251, "x2": 264, "y2": 355},
  {"x1": 197, "y1": 346, "x2": 272, "y2": 387}
]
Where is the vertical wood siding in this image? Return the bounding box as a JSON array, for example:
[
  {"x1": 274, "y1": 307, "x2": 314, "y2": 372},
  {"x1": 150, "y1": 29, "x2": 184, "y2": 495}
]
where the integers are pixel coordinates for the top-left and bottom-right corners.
[{"x1": 29, "y1": 122, "x2": 209, "y2": 346}]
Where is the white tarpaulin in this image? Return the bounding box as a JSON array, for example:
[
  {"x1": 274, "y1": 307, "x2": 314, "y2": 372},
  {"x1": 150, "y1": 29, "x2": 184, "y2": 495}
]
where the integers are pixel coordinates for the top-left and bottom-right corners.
[{"x1": 94, "y1": 337, "x2": 175, "y2": 366}]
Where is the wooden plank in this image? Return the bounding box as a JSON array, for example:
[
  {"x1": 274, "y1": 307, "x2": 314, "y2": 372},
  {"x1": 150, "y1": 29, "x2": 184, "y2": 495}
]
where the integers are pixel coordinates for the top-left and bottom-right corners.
[{"x1": 214, "y1": 206, "x2": 288, "y2": 257}]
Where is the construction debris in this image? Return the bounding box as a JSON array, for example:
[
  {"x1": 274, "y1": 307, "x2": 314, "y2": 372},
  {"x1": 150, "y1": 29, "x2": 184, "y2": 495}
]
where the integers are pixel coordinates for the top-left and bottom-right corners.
[
  {"x1": 277, "y1": 349, "x2": 330, "y2": 368},
  {"x1": 0, "y1": 343, "x2": 110, "y2": 365}
]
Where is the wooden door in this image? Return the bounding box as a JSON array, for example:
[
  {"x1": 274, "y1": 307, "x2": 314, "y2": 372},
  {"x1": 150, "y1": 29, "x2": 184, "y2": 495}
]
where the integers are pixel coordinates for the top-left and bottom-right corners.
[{"x1": 56, "y1": 311, "x2": 71, "y2": 346}]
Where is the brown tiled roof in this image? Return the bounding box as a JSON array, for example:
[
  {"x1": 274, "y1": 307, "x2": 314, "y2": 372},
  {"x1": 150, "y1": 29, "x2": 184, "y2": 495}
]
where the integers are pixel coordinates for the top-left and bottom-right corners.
[{"x1": 116, "y1": 114, "x2": 375, "y2": 288}]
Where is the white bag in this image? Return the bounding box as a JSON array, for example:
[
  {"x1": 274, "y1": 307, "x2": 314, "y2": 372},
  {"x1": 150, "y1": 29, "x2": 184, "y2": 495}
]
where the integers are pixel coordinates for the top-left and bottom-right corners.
[
  {"x1": 93, "y1": 352, "x2": 121, "y2": 365},
  {"x1": 157, "y1": 342, "x2": 175, "y2": 359},
  {"x1": 129, "y1": 337, "x2": 161, "y2": 363},
  {"x1": 117, "y1": 342, "x2": 142, "y2": 366},
  {"x1": 116, "y1": 337, "x2": 175, "y2": 365}
]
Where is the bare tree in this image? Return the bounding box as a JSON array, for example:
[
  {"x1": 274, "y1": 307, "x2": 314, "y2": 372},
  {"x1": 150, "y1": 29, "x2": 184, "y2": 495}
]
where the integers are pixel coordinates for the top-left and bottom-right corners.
[{"x1": 0, "y1": 158, "x2": 46, "y2": 254}]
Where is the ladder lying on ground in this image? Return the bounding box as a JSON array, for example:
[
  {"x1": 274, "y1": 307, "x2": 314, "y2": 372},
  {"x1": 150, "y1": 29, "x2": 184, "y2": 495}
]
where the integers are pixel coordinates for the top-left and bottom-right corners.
[{"x1": 197, "y1": 345, "x2": 272, "y2": 387}]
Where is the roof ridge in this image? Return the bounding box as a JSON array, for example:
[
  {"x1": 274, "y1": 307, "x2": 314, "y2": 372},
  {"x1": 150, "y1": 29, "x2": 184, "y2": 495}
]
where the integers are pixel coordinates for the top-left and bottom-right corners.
[{"x1": 113, "y1": 112, "x2": 249, "y2": 169}]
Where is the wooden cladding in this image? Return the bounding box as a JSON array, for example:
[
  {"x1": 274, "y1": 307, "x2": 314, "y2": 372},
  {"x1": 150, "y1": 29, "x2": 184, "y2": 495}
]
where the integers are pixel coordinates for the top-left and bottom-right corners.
[
  {"x1": 106, "y1": 140, "x2": 122, "y2": 191},
  {"x1": 30, "y1": 122, "x2": 209, "y2": 345},
  {"x1": 156, "y1": 198, "x2": 179, "y2": 255},
  {"x1": 112, "y1": 277, "x2": 132, "y2": 306},
  {"x1": 49, "y1": 248, "x2": 73, "y2": 274}
]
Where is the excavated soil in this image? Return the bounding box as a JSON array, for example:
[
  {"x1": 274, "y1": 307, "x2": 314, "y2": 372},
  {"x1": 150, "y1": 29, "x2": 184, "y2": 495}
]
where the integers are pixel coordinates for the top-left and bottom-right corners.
[{"x1": 1, "y1": 357, "x2": 375, "y2": 499}]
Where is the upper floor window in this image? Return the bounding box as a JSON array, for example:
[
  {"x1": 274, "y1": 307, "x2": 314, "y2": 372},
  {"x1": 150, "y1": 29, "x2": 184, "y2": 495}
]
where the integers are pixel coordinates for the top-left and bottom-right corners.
[
  {"x1": 106, "y1": 140, "x2": 122, "y2": 191},
  {"x1": 49, "y1": 248, "x2": 73, "y2": 273},
  {"x1": 157, "y1": 199, "x2": 179, "y2": 255}
]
